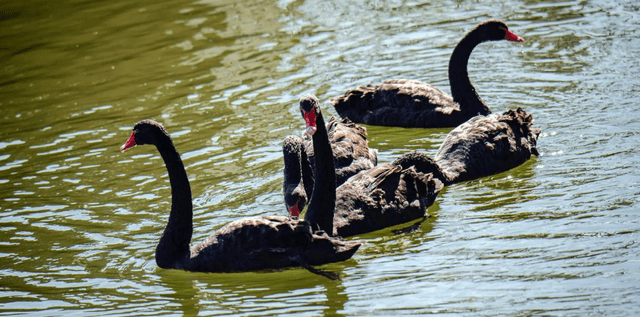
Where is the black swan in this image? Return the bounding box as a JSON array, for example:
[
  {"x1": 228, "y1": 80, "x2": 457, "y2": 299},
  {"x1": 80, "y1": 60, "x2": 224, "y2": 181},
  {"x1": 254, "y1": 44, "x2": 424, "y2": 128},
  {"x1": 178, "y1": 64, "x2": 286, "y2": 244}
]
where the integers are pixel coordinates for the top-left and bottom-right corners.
[
  {"x1": 282, "y1": 135, "x2": 314, "y2": 218},
  {"x1": 331, "y1": 20, "x2": 524, "y2": 128},
  {"x1": 119, "y1": 119, "x2": 362, "y2": 276},
  {"x1": 393, "y1": 108, "x2": 540, "y2": 185},
  {"x1": 297, "y1": 96, "x2": 444, "y2": 237},
  {"x1": 283, "y1": 116, "x2": 377, "y2": 217}
]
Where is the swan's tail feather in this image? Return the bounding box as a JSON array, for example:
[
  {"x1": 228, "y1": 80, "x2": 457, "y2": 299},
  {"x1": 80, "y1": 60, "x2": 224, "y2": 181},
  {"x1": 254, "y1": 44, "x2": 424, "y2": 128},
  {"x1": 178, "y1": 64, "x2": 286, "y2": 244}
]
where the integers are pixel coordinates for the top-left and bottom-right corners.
[
  {"x1": 502, "y1": 108, "x2": 541, "y2": 157},
  {"x1": 304, "y1": 229, "x2": 364, "y2": 266},
  {"x1": 366, "y1": 164, "x2": 402, "y2": 190}
]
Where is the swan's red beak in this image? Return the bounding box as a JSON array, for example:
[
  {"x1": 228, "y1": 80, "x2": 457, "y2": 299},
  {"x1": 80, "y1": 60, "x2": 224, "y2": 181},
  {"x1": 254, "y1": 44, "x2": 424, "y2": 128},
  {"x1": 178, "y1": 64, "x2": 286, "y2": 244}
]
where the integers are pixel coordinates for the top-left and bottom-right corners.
[
  {"x1": 303, "y1": 108, "x2": 317, "y2": 135},
  {"x1": 120, "y1": 131, "x2": 137, "y2": 152},
  {"x1": 505, "y1": 29, "x2": 524, "y2": 42},
  {"x1": 287, "y1": 203, "x2": 300, "y2": 218}
]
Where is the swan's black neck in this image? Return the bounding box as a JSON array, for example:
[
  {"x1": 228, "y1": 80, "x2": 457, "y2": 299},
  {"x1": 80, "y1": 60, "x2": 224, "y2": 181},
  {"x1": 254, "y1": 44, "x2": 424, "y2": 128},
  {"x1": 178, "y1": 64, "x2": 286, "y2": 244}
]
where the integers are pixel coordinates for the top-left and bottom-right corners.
[
  {"x1": 154, "y1": 133, "x2": 193, "y2": 269},
  {"x1": 283, "y1": 140, "x2": 303, "y2": 194},
  {"x1": 448, "y1": 29, "x2": 491, "y2": 116},
  {"x1": 304, "y1": 111, "x2": 336, "y2": 234}
]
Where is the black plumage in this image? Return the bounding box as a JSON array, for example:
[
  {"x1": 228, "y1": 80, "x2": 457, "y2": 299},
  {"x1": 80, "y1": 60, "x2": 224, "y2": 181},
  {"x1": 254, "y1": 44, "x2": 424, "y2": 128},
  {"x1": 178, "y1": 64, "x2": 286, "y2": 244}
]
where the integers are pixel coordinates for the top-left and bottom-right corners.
[{"x1": 331, "y1": 20, "x2": 524, "y2": 128}]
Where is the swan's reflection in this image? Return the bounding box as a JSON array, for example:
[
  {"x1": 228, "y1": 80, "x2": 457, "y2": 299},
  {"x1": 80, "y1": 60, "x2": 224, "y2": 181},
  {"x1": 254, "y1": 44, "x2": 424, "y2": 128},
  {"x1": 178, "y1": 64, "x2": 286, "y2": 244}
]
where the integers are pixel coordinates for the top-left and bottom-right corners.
[{"x1": 157, "y1": 262, "x2": 356, "y2": 316}]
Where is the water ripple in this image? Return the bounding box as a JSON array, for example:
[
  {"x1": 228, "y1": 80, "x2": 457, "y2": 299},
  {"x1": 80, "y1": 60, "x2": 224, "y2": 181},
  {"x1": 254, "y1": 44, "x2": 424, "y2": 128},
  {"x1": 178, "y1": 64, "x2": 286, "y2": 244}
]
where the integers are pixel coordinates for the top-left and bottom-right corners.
[{"x1": 0, "y1": 0, "x2": 639, "y2": 315}]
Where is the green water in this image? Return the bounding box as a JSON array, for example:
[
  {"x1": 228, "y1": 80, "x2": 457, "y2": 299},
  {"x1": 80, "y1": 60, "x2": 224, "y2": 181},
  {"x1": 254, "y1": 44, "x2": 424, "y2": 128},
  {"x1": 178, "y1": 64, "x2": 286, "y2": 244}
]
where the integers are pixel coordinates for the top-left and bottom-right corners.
[{"x1": 1, "y1": 0, "x2": 639, "y2": 315}]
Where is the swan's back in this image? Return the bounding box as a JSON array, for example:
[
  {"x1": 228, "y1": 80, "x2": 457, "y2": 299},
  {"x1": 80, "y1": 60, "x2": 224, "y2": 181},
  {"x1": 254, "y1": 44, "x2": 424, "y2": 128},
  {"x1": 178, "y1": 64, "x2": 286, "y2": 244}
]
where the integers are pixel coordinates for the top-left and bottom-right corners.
[
  {"x1": 333, "y1": 163, "x2": 443, "y2": 237},
  {"x1": 305, "y1": 116, "x2": 377, "y2": 186},
  {"x1": 392, "y1": 151, "x2": 448, "y2": 184},
  {"x1": 186, "y1": 215, "x2": 362, "y2": 272},
  {"x1": 435, "y1": 108, "x2": 540, "y2": 183},
  {"x1": 331, "y1": 79, "x2": 480, "y2": 128}
]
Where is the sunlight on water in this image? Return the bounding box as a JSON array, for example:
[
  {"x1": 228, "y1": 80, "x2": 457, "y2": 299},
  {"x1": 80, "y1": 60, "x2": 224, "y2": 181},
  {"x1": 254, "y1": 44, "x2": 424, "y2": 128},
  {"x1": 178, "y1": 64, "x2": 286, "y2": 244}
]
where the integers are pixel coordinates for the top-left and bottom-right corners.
[{"x1": 1, "y1": 0, "x2": 639, "y2": 315}]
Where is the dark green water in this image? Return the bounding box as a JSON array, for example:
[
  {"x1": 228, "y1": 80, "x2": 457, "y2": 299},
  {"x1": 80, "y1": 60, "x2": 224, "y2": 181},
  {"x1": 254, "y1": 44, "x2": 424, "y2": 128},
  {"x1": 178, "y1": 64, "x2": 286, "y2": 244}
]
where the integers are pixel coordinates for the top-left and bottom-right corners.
[{"x1": 1, "y1": 0, "x2": 639, "y2": 315}]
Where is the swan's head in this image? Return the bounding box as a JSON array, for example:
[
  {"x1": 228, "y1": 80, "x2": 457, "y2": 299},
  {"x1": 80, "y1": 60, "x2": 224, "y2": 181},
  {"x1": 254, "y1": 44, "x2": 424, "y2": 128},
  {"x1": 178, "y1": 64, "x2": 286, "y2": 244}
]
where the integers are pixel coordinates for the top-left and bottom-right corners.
[
  {"x1": 300, "y1": 94, "x2": 320, "y2": 136},
  {"x1": 120, "y1": 119, "x2": 170, "y2": 152},
  {"x1": 282, "y1": 135, "x2": 308, "y2": 218},
  {"x1": 474, "y1": 20, "x2": 524, "y2": 43},
  {"x1": 284, "y1": 185, "x2": 307, "y2": 218}
]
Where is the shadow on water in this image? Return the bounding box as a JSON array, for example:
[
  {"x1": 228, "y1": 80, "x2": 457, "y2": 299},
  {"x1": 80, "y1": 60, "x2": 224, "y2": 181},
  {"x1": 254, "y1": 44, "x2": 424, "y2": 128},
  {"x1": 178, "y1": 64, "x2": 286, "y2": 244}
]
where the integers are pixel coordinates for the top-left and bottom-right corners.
[
  {"x1": 446, "y1": 157, "x2": 541, "y2": 212},
  {"x1": 157, "y1": 264, "x2": 354, "y2": 316}
]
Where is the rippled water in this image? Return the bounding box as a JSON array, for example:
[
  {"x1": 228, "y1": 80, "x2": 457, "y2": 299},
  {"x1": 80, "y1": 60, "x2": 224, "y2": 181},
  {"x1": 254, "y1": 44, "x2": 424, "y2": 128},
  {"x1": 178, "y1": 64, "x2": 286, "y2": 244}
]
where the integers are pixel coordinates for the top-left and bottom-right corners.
[{"x1": 1, "y1": 0, "x2": 639, "y2": 315}]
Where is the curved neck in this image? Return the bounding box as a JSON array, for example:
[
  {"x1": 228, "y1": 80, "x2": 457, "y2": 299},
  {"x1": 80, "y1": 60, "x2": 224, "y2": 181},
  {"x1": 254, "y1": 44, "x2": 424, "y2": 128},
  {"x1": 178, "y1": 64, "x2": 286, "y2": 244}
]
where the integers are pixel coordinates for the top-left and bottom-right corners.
[
  {"x1": 154, "y1": 134, "x2": 193, "y2": 268},
  {"x1": 283, "y1": 143, "x2": 303, "y2": 192},
  {"x1": 304, "y1": 112, "x2": 335, "y2": 234},
  {"x1": 448, "y1": 32, "x2": 491, "y2": 115}
]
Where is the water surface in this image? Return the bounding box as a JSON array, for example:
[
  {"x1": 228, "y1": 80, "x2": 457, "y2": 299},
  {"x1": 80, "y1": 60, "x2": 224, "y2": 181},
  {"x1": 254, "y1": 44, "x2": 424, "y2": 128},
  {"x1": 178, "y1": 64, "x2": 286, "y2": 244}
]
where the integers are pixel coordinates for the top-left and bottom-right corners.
[{"x1": 1, "y1": 0, "x2": 639, "y2": 315}]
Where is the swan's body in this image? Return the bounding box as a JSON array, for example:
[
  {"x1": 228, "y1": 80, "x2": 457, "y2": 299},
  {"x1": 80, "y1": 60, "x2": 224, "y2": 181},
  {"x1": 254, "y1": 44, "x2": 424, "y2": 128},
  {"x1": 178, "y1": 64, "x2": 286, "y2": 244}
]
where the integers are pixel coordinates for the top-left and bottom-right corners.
[
  {"x1": 296, "y1": 96, "x2": 444, "y2": 237},
  {"x1": 120, "y1": 119, "x2": 362, "y2": 275},
  {"x1": 306, "y1": 117, "x2": 378, "y2": 186},
  {"x1": 393, "y1": 108, "x2": 540, "y2": 185},
  {"x1": 333, "y1": 163, "x2": 443, "y2": 237},
  {"x1": 283, "y1": 117, "x2": 377, "y2": 217},
  {"x1": 331, "y1": 20, "x2": 524, "y2": 128}
]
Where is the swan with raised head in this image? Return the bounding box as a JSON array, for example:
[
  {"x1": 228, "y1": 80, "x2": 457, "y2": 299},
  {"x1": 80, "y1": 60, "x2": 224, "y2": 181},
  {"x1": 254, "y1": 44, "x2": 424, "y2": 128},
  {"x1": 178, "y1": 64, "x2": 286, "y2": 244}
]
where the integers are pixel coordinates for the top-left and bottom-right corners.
[
  {"x1": 331, "y1": 20, "x2": 524, "y2": 128},
  {"x1": 120, "y1": 118, "x2": 362, "y2": 277},
  {"x1": 283, "y1": 116, "x2": 377, "y2": 217},
  {"x1": 295, "y1": 95, "x2": 444, "y2": 237}
]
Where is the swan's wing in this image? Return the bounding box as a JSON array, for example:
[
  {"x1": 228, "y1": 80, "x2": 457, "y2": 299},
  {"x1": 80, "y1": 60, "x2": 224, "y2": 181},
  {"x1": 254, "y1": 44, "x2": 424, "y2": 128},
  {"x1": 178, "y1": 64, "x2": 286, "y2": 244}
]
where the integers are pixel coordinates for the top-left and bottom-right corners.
[
  {"x1": 330, "y1": 79, "x2": 460, "y2": 127},
  {"x1": 435, "y1": 108, "x2": 540, "y2": 183},
  {"x1": 333, "y1": 163, "x2": 442, "y2": 237},
  {"x1": 189, "y1": 216, "x2": 363, "y2": 273},
  {"x1": 304, "y1": 116, "x2": 378, "y2": 186},
  {"x1": 392, "y1": 151, "x2": 446, "y2": 183}
]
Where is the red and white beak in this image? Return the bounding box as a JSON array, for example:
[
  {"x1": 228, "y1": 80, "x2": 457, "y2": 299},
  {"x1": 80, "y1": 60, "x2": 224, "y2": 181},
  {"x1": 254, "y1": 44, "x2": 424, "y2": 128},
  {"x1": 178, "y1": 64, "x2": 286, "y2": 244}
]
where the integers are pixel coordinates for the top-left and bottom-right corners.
[
  {"x1": 120, "y1": 131, "x2": 137, "y2": 152},
  {"x1": 303, "y1": 108, "x2": 317, "y2": 136},
  {"x1": 287, "y1": 203, "x2": 300, "y2": 218},
  {"x1": 504, "y1": 29, "x2": 524, "y2": 42}
]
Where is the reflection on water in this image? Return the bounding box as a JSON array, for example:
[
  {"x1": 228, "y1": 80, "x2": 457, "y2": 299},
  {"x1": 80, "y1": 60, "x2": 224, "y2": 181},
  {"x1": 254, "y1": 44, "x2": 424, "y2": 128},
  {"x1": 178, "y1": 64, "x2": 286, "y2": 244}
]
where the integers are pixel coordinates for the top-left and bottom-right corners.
[
  {"x1": 155, "y1": 269, "x2": 354, "y2": 316},
  {"x1": 1, "y1": 0, "x2": 640, "y2": 315}
]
